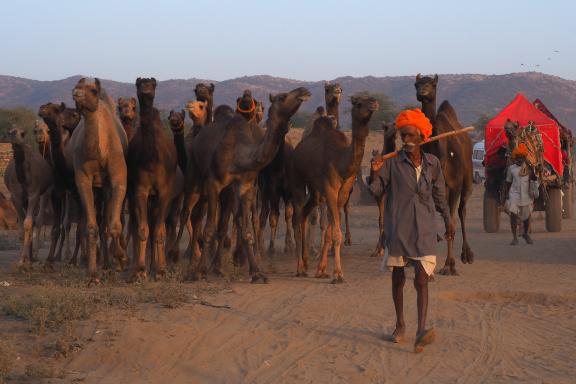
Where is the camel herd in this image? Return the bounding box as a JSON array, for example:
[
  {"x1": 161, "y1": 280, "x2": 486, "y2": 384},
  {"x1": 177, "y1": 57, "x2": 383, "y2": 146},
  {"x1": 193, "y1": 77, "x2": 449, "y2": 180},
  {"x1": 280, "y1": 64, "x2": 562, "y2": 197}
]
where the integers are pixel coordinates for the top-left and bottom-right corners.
[{"x1": 3, "y1": 74, "x2": 473, "y2": 284}]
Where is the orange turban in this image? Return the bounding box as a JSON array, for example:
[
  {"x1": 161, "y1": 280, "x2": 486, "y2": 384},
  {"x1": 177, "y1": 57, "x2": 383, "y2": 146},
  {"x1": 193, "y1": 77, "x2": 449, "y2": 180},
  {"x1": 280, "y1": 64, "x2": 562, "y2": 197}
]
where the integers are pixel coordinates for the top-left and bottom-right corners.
[
  {"x1": 395, "y1": 109, "x2": 433, "y2": 139},
  {"x1": 512, "y1": 143, "x2": 528, "y2": 159}
]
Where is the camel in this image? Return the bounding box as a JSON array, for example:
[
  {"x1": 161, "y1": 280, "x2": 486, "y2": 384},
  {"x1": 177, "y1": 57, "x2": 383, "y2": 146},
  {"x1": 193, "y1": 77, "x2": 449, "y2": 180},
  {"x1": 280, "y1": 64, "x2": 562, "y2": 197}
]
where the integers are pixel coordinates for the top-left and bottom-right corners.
[
  {"x1": 70, "y1": 78, "x2": 128, "y2": 282},
  {"x1": 4, "y1": 127, "x2": 53, "y2": 270},
  {"x1": 415, "y1": 74, "x2": 474, "y2": 275},
  {"x1": 33, "y1": 120, "x2": 51, "y2": 161},
  {"x1": 291, "y1": 95, "x2": 379, "y2": 283},
  {"x1": 367, "y1": 122, "x2": 397, "y2": 258},
  {"x1": 194, "y1": 83, "x2": 215, "y2": 123},
  {"x1": 181, "y1": 87, "x2": 311, "y2": 282},
  {"x1": 38, "y1": 102, "x2": 83, "y2": 265},
  {"x1": 128, "y1": 77, "x2": 178, "y2": 280},
  {"x1": 118, "y1": 97, "x2": 138, "y2": 142}
]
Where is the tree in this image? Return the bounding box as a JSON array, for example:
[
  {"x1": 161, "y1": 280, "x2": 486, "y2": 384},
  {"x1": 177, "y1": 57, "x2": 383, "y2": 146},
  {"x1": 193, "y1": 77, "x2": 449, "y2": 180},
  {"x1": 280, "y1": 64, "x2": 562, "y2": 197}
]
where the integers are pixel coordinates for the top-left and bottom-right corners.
[
  {"x1": 0, "y1": 107, "x2": 37, "y2": 144},
  {"x1": 472, "y1": 113, "x2": 491, "y2": 141}
]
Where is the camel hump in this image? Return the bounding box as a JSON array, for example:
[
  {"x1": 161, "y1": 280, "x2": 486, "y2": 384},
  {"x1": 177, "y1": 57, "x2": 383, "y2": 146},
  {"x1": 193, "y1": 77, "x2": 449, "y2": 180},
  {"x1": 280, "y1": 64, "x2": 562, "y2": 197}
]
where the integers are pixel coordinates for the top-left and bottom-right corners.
[{"x1": 436, "y1": 100, "x2": 463, "y2": 132}]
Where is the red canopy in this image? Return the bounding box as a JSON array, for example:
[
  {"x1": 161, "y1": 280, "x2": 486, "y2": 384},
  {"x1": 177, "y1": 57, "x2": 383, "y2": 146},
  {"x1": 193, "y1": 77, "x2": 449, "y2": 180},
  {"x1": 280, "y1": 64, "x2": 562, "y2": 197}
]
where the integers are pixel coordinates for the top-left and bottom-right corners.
[{"x1": 485, "y1": 93, "x2": 562, "y2": 176}]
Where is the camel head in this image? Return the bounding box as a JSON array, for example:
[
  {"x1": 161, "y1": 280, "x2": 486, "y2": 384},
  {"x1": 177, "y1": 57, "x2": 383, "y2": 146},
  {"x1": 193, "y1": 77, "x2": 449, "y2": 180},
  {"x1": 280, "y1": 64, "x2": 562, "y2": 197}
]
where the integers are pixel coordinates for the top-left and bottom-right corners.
[
  {"x1": 313, "y1": 115, "x2": 338, "y2": 131},
  {"x1": 194, "y1": 83, "x2": 215, "y2": 103},
  {"x1": 504, "y1": 119, "x2": 520, "y2": 143},
  {"x1": 168, "y1": 109, "x2": 186, "y2": 133},
  {"x1": 325, "y1": 82, "x2": 343, "y2": 105},
  {"x1": 350, "y1": 95, "x2": 379, "y2": 127},
  {"x1": 73, "y1": 78, "x2": 102, "y2": 113},
  {"x1": 185, "y1": 100, "x2": 208, "y2": 125},
  {"x1": 118, "y1": 97, "x2": 137, "y2": 122},
  {"x1": 38, "y1": 102, "x2": 81, "y2": 138},
  {"x1": 236, "y1": 90, "x2": 257, "y2": 121},
  {"x1": 414, "y1": 74, "x2": 438, "y2": 102},
  {"x1": 314, "y1": 106, "x2": 327, "y2": 117},
  {"x1": 7, "y1": 127, "x2": 26, "y2": 145},
  {"x1": 136, "y1": 77, "x2": 157, "y2": 100},
  {"x1": 33, "y1": 120, "x2": 49, "y2": 144},
  {"x1": 268, "y1": 87, "x2": 311, "y2": 121}
]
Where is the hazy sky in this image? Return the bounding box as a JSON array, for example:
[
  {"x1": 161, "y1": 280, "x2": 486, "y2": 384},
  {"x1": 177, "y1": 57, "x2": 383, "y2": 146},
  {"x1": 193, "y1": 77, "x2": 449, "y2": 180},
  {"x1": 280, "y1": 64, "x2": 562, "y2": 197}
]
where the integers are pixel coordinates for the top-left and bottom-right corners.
[{"x1": 0, "y1": 0, "x2": 574, "y2": 82}]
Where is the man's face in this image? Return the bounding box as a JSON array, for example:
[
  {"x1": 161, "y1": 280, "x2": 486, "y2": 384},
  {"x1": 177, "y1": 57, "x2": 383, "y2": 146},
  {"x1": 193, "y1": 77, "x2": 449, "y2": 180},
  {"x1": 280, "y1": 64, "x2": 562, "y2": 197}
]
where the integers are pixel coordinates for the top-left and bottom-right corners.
[
  {"x1": 399, "y1": 125, "x2": 423, "y2": 152},
  {"x1": 515, "y1": 155, "x2": 526, "y2": 166}
]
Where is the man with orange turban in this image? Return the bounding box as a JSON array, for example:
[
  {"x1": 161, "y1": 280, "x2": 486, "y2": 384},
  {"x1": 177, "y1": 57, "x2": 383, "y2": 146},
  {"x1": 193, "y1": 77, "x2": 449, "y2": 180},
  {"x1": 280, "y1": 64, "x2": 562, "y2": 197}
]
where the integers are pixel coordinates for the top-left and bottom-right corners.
[
  {"x1": 367, "y1": 108, "x2": 454, "y2": 353},
  {"x1": 506, "y1": 143, "x2": 539, "y2": 245}
]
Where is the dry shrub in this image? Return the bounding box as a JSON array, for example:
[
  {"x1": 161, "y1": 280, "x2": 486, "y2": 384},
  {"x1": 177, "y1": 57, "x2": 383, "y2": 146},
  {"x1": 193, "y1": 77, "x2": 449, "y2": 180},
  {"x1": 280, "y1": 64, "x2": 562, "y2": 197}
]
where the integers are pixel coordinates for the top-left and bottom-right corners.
[
  {"x1": 139, "y1": 282, "x2": 189, "y2": 308},
  {"x1": 24, "y1": 361, "x2": 64, "y2": 379},
  {"x1": 1, "y1": 288, "x2": 95, "y2": 334}
]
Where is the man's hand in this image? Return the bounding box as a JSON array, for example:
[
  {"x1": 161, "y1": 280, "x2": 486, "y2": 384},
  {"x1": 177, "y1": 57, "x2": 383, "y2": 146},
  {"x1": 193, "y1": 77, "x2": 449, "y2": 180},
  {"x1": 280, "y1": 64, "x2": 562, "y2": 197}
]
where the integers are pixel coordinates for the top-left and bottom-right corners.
[
  {"x1": 371, "y1": 157, "x2": 384, "y2": 172},
  {"x1": 445, "y1": 220, "x2": 455, "y2": 241}
]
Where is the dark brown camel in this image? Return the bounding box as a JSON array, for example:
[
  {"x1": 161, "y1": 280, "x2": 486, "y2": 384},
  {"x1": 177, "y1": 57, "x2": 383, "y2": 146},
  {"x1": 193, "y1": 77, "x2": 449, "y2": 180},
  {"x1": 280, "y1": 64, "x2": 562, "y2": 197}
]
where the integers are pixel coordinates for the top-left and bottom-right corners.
[
  {"x1": 128, "y1": 77, "x2": 178, "y2": 280},
  {"x1": 367, "y1": 122, "x2": 397, "y2": 258},
  {"x1": 38, "y1": 102, "x2": 83, "y2": 265},
  {"x1": 291, "y1": 96, "x2": 379, "y2": 283},
  {"x1": 180, "y1": 87, "x2": 311, "y2": 282},
  {"x1": 194, "y1": 83, "x2": 215, "y2": 123},
  {"x1": 415, "y1": 74, "x2": 474, "y2": 274},
  {"x1": 71, "y1": 78, "x2": 128, "y2": 282},
  {"x1": 118, "y1": 97, "x2": 138, "y2": 142},
  {"x1": 4, "y1": 127, "x2": 53, "y2": 270}
]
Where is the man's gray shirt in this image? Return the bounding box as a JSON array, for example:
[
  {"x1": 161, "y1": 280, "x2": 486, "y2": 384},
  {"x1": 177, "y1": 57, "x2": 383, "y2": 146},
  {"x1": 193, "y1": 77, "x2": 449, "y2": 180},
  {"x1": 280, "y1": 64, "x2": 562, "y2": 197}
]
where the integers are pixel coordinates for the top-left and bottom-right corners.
[{"x1": 369, "y1": 150, "x2": 451, "y2": 257}]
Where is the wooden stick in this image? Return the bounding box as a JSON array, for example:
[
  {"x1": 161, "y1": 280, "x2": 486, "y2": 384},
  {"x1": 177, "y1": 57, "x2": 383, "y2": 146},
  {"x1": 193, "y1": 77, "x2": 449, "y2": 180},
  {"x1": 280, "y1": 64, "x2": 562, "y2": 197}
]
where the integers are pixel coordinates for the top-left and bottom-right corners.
[{"x1": 371, "y1": 126, "x2": 475, "y2": 171}]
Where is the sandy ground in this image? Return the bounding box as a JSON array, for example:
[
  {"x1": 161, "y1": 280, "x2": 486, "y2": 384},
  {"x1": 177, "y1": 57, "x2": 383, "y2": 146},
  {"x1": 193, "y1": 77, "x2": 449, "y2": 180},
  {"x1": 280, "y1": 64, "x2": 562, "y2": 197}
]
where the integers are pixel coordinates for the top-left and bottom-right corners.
[{"x1": 1, "y1": 187, "x2": 575, "y2": 383}]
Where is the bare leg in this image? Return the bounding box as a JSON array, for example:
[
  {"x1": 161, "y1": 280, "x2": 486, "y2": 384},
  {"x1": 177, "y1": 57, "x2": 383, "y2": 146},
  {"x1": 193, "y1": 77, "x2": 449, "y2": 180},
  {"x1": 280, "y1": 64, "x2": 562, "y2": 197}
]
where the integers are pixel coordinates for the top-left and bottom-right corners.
[
  {"x1": 510, "y1": 213, "x2": 518, "y2": 245},
  {"x1": 522, "y1": 217, "x2": 533, "y2": 244},
  {"x1": 414, "y1": 262, "x2": 435, "y2": 353},
  {"x1": 389, "y1": 266, "x2": 405, "y2": 343}
]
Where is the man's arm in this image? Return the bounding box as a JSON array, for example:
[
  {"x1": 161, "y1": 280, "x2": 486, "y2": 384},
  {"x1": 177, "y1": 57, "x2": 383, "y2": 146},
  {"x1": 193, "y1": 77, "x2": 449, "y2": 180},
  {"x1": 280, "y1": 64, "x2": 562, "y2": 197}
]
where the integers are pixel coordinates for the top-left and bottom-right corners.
[{"x1": 367, "y1": 158, "x2": 391, "y2": 196}]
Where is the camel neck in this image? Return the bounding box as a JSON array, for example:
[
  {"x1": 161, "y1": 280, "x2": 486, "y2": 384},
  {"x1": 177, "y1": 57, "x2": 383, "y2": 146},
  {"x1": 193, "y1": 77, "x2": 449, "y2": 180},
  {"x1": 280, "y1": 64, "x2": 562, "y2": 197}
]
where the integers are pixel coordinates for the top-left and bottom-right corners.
[
  {"x1": 206, "y1": 100, "x2": 214, "y2": 124},
  {"x1": 421, "y1": 99, "x2": 436, "y2": 127},
  {"x1": 12, "y1": 143, "x2": 31, "y2": 186},
  {"x1": 340, "y1": 118, "x2": 370, "y2": 179},
  {"x1": 253, "y1": 115, "x2": 288, "y2": 169},
  {"x1": 37, "y1": 140, "x2": 50, "y2": 161},
  {"x1": 138, "y1": 96, "x2": 155, "y2": 117},
  {"x1": 83, "y1": 110, "x2": 102, "y2": 160},
  {"x1": 121, "y1": 117, "x2": 136, "y2": 140},
  {"x1": 326, "y1": 100, "x2": 340, "y2": 128}
]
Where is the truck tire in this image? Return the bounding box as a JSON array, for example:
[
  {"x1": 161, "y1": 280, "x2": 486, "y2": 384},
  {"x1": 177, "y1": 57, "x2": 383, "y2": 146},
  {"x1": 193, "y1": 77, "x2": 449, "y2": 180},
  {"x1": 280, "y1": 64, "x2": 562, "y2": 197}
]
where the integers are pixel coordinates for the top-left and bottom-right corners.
[
  {"x1": 546, "y1": 187, "x2": 562, "y2": 232},
  {"x1": 563, "y1": 183, "x2": 573, "y2": 219},
  {"x1": 483, "y1": 190, "x2": 500, "y2": 233}
]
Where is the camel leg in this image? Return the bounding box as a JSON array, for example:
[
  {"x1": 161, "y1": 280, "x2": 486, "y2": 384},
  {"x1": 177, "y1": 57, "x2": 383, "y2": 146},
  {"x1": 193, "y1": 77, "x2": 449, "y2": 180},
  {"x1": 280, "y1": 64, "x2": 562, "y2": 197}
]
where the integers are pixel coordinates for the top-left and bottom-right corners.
[
  {"x1": 371, "y1": 195, "x2": 385, "y2": 258},
  {"x1": 268, "y1": 195, "x2": 280, "y2": 256},
  {"x1": 284, "y1": 201, "x2": 295, "y2": 253},
  {"x1": 193, "y1": 182, "x2": 220, "y2": 280},
  {"x1": 18, "y1": 194, "x2": 41, "y2": 271},
  {"x1": 130, "y1": 188, "x2": 150, "y2": 281},
  {"x1": 106, "y1": 177, "x2": 128, "y2": 272},
  {"x1": 70, "y1": 220, "x2": 82, "y2": 266},
  {"x1": 328, "y1": 190, "x2": 344, "y2": 283},
  {"x1": 316, "y1": 219, "x2": 333, "y2": 278},
  {"x1": 45, "y1": 189, "x2": 64, "y2": 268},
  {"x1": 299, "y1": 192, "x2": 319, "y2": 276},
  {"x1": 250, "y1": 192, "x2": 261, "y2": 268},
  {"x1": 166, "y1": 193, "x2": 183, "y2": 264},
  {"x1": 291, "y1": 184, "x2": 307, "y2": 276},
  {"x1": 76, "y1": 175, "x2": 99, "y2": 282},
  {"x1": 213, "y1": 188, "x2": 234, "y2": 276},
  {"x1": 343, "y1": 196, "x2": 352, "y2": 246},
  {"x1": 257, "y1": 192, "x2": 270, "y2": 260},
  {"x1": 184, "y1": 194, "x2": 202, "y2": 263},
  {"x1": 152, "y1": 189, "x2": 171, "y2": 279},
  {"x1": 459, "y1": 183, "x2": 474, "y2": 264},
  {"x1": 439, "y1": 190, "x2": 459, "y2": 276},
  {"x1": 239, "y1": 186, "x2": 267, "y2": 283},
  {"x1": 319, "y1": 202, "x2": 328, "y2": 255}
]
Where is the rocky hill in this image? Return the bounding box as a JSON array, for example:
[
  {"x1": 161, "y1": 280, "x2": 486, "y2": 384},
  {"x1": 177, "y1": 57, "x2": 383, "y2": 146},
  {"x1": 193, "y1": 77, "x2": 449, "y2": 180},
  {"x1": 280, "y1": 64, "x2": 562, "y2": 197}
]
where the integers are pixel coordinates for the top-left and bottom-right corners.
[{"x1": 1, "y1": 72, "x2": 575, "y2": 129}]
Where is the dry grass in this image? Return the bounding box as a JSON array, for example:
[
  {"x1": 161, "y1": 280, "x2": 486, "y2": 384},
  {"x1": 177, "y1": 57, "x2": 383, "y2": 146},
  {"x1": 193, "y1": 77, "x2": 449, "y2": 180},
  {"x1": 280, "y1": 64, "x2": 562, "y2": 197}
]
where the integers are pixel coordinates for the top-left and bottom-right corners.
[{"x1": 0, "y1": 341, "x2": 14, "y2": 383}]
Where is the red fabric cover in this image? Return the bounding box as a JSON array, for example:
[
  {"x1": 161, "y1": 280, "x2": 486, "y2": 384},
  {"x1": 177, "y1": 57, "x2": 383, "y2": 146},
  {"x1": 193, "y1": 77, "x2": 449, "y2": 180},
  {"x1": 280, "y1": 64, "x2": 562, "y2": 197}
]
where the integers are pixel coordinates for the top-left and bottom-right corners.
[{"x1": 485, "y1": 93, "x2": 562, "y2": 176}]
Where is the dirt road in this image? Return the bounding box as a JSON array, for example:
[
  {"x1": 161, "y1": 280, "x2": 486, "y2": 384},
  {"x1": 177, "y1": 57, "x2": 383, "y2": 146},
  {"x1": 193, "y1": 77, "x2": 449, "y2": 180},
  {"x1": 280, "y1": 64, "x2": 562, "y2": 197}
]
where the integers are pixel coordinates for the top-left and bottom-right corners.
[{"x1": 1, "y1": 188, "x2": 575, "y2": 383}]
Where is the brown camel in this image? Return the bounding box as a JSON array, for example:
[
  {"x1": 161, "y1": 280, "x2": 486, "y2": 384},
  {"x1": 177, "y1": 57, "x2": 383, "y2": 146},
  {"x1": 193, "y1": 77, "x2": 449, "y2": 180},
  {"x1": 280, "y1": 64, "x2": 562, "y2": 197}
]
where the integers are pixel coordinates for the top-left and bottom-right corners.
[
  {"x1": 38, "y1": 102, "x2": 83, "y2": 265},
  {"x1": 367, "y1": 122, "x2": 397, "y2": 258},
  {"x1": 70, "y1": 78, "x2": 128, "y2": 282},
  {"x1": 128, "y1": 77, "x2": 177, "y2": 280},
  {"x1": 118, "y1": 97, "x2": 138, "y2": 142},
  {"x1": 4, "y1": 127, "x2": 53, "y2": 270},
  {"x1": 181, "y1": 87, "x2": 311, "y2": 282},
  {"x1": 194, "y1": 83, "x2": 215, "y2": 123},
  {"x1": 291, "y1": 95, "x2": 379, "y2": 283},
  {"x1": 415, "y1": 74, "x2": 474, "y2": 274}
]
